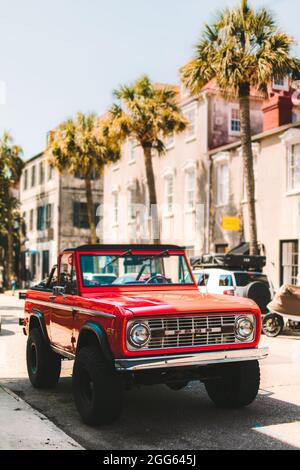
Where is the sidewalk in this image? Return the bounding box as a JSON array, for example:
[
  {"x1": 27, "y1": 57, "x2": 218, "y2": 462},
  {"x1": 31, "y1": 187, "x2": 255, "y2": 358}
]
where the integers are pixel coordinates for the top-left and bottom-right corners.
[
  {"x1": 0, "y1": 385, "x2": 83, "y2": 450},
  {"x1": 2, "y1": 290, "x2": 23, "y2": 297}
]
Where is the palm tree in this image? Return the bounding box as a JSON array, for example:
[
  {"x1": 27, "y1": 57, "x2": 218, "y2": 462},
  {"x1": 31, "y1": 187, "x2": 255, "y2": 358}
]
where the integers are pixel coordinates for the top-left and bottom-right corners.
[
  {"x1": 105, "y1": 75, "x2": 188, "y2": 243},
  {"x1": 181, "y1": 0, "x2": 300, "y2": 255},
  {"x1": 47, "y1": 112, "x2": 121, "y2": 244},
  {"x1": 0, "y1": 132, "x2": 23, "y2": 285}
]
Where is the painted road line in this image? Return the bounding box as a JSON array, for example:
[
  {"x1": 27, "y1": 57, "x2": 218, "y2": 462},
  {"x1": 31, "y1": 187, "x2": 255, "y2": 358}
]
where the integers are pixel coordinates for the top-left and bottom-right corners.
[
  {"x1": 0, "y1": 386, "x2": 84, "y2": 450},
  {"x1": 254, "y1": 421, "x2": 300, "y2": 449}
]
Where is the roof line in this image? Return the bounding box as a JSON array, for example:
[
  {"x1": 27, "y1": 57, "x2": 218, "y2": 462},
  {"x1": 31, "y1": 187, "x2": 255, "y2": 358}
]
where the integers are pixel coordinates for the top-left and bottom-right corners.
[
  {"x1": 23, "y1": 152, "x2": 45, "y2": 165},
  {"x1": 208, "y1": 122, "x2": 300, "y2": 155}
]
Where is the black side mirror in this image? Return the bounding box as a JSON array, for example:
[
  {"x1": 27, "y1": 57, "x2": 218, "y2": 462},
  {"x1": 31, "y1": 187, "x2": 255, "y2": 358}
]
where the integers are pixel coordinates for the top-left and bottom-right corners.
[{"x1": 19, "y1": 292, "x2": 26, "y2": 300}]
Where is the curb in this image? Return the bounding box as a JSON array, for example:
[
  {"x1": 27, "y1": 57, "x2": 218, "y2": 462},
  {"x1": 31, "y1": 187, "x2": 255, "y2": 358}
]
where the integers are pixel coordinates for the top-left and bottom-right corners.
[{"x1": 0, "y1": 385, "x2": 84, "y2": 450}]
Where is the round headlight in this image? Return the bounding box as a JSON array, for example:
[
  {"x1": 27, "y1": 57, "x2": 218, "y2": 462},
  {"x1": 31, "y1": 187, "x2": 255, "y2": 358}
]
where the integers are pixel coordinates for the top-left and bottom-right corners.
[
  {"x1": 235, "y1": 316, "x2": 254, "y2": 341},
  {"x1": 128, "y1": 323, "x2": 150, "y2": 348}
]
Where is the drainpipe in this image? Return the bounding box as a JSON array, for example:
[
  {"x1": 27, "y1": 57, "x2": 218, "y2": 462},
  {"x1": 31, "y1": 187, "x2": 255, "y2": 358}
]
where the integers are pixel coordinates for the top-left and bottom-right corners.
[
  {"x1": 206, "y1": 155, "x2": 213, "y2": 254},
  {"x1": 57, "y1": 173, "x2": 62, "y2": 255},
  {"x1": 203, "y1": 91, "x2": 211, "y2": 254}
]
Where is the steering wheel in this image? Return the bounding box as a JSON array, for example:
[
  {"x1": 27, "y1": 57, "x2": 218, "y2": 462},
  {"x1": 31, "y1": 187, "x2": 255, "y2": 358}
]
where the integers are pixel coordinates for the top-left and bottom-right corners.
[{"x1": 146, "y1": 274, "x2": 169, "y2": 285}]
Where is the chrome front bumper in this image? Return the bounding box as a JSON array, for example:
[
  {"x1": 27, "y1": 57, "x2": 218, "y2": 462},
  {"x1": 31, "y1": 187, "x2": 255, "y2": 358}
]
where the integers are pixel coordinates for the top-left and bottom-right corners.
[{"x1": 114, "y1": 346, "x2": 269, "y2": 371}]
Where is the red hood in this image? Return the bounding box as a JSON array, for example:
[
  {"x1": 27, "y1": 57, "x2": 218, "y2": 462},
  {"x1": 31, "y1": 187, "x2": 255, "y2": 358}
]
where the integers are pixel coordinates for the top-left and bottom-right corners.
[{"x1": 84, "y1": 288, "x2": 257, "y2": 316}]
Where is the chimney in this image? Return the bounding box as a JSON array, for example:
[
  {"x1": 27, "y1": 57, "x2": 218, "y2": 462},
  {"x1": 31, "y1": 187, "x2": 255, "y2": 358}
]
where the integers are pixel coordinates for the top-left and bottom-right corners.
[{"x1": 262, "y1": 82, "x2": 293, "y2": 132}]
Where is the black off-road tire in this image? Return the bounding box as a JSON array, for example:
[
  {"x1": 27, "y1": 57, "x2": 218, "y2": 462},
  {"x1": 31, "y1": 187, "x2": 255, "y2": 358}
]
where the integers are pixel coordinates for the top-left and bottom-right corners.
[
  {"x1": 205, "y1": 360, "x2": 260, "y2": 408},
  {"x1": 72, "y1": 345, "x2": 123, "y2": 426},
  {"x1": 26, "y1": 328, "x2": 61, "y2": 389},
  {"x1": 243, "y1": 282, "x2": 271, "y2": 314}
]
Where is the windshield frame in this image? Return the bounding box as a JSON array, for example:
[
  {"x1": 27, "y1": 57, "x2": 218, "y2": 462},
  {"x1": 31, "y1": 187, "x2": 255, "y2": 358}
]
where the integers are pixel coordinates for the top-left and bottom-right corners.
[{"x1": 75, "y1": 249, "x2": 197, "y2": 292}]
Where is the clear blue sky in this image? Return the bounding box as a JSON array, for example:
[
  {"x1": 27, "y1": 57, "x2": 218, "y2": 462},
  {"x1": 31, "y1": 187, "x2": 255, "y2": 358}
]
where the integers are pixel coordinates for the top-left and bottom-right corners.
[{"x1": 0, "y1": 0, "x2": 298, "y2": 159}]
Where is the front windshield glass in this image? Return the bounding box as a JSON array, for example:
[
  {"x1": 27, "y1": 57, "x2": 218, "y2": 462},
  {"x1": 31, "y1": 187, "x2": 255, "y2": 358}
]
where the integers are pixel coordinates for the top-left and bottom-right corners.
[{"x1": 80, "y1": 253, "x2": 194, "y2": 287}]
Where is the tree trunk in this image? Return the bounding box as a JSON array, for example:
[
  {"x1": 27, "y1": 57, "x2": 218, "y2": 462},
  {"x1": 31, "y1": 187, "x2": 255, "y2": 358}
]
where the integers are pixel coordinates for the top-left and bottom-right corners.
[
  {"x1": 84, "y1": 175, "x2": 97, "y2": 244},
  {"x1": 7, "y1": 216, "x2": 13, "y2": 287},
  {"x1": 143, "y1": 145, "x2": 160, "y2": 244},
  {"x1": 207, "y1": 156, "x2": 215, "y2": 253},
  {"x1": 239, "y1": 84, "x2": 259, "y2": 256}
]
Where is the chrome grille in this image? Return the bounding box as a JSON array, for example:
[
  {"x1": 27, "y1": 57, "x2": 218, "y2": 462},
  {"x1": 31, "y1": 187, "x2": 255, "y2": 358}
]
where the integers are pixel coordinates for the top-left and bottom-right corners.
[{"x1": 139, "y1": 314, "x2": 239, "y2": 350}]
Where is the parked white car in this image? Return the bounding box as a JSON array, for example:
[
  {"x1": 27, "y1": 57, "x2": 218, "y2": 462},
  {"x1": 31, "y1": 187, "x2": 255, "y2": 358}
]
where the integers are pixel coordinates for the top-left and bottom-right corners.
[{"x1": 193, "y1": 268, "x2": 275, "y2": 313}]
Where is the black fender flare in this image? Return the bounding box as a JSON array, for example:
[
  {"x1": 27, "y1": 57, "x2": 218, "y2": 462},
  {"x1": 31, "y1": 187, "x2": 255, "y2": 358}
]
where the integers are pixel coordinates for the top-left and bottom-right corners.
[
  {"x1": 77, "y1": 322, "x2": 114, "y2": 364},
  {"x1": 29, "y1": 309, "x2": 49, "y2": 341}
]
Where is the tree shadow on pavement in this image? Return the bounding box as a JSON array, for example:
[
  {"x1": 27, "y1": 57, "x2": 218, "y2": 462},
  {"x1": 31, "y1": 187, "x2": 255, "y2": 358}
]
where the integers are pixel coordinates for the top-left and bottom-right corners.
[
  {"x1": 0, "y1": 306, "x2": 23, "y2": 312},
  {"x1": 0, "y1": 315, "x2": 19, "y2": 325},
  {"x1": 3, "y1": 376, "x2": 300, "y2": 451}
]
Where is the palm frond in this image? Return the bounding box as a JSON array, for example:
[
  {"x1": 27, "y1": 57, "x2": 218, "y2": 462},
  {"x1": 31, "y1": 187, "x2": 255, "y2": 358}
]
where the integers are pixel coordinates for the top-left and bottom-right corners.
[
  {"x1": 105, "y1": 75, "x2": 187, "y2": 150},
  {"x1": 181, "y1": 0, "x2": 299, "y2": 98}
]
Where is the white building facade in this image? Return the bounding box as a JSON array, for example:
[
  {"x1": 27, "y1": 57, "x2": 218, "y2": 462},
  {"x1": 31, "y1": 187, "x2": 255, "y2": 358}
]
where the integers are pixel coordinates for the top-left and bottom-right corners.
[{"x1": 102, "y1": 85, "x2": 263, "y2": 259}]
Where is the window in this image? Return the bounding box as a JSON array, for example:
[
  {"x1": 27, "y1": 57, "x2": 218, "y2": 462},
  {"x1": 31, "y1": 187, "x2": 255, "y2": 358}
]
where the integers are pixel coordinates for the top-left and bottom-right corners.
[
  {"x1": 127, "y1": 189, "x2": 136, "y2": 222},
  {"x1": 31, "y1": 253, "x2": 37, "y2": 279},
  {"x1": 48, "y1": 164, "x2": 54, "y2": 180},
  {"x1": 92, "y1": 169, "x2": 100, "y2": 180},
  {"x1": 22, "y1": 211, "x2": 27, "y2": 233},
  {"x1": 288, "y1": 143, "x2": 300, "y2": 191},
  {"x1": 196, "y1": 273, "x2": 210, "y2": 287},
  {"x1": 45, "y1": 204, "x2": 53, "y2": 229},
  {"x1": 165, "y1": 175, "x2": 174, "y2": 214},
  {"x1": 42, "y1": 250, "x2": 50, "y2": 279},
  {"x1": 23, "y1": 169, "x2": 28, "y2": 191},
  {"x1": 273, "y1": 76, "x2": 289, "y2": 92},
  {"x1": 36, "y1": 204, "x2": 53, "y2": 231},
  {"x1": 73, "y1": 202, "x2": 96, "y2": 229},
  {"x1": 229, "y1": 106, "x2": 241, "y2": 135},
  {"x1": 59, "y1": 253, "x2": 77, "y2": 294},
  {"x1": 113, "y1": 192, "x2": 119, "y2": 225},
  {"x1": 37, "y1": 206, "x2": 46, "y2": 231},
  {"x1": 80, "y1": 253, "x2": 194, "y2": 287},
  {"x1": 29, "y1": 209, "x2": 34, "y2": 232},
  {"x1": 31, "y1": 165, "x2": 36, "y2": 187},
  {"x1": 185, "y1": 169, "x2": 196, "y2": 210},
  {"x1": 74, "y1": 170, "x2": 99, "y2": 180},
  {"x1": 128, "y1": 139, "x2": 136, "y2": 163},
  {"x1": 184, "y1": 106, "x2": 197, "y2": 141},
  {"x1": 166, "y1": 134, "x2": 175, "y2": 149},
  {"x1": 219, "y1": 274, "x2": 234, "y2": 287},
  {"x1": 280, "y1": 240, "x2": 299, "y2": 286},
  {"x1": 39, "y1": 162, "x2": 45, "y2": 184},
  {"x1": 217, "y1": 163, "x2": 229, "y2": 206}
]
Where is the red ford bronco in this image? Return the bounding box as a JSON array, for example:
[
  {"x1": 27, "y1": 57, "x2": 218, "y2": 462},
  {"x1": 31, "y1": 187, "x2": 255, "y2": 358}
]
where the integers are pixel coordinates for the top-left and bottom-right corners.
[{"x1": 22, "y1": 245, "x2": 268, "y2": 425}]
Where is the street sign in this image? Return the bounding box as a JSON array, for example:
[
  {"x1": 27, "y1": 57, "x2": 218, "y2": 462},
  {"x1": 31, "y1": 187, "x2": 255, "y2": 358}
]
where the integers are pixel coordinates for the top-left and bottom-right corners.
[{"x1": 222, "y1": 216, "x2": 241, "y2": 231}]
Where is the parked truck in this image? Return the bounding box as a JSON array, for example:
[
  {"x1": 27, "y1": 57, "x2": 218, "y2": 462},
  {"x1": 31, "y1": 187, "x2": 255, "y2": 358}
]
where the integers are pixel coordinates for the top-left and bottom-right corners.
[{"x1": 21, "y1": 244, "x2": 268, "y2": 426}]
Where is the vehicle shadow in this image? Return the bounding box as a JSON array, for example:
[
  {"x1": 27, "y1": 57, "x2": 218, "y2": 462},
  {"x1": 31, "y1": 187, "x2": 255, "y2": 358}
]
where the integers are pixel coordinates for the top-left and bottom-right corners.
[
  {"x1": 3, "y1": 375, "x2": 300, "y2": 450},
  {"x1": 0, "y1": 329, "x2": 15, "y2": 337}
]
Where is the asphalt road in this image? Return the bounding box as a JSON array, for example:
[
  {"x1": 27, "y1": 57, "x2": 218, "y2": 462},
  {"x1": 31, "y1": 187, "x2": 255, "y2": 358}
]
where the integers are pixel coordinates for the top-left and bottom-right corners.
[{"x1": 1, "y1": 293, "x2": 300, "y2": 450}]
